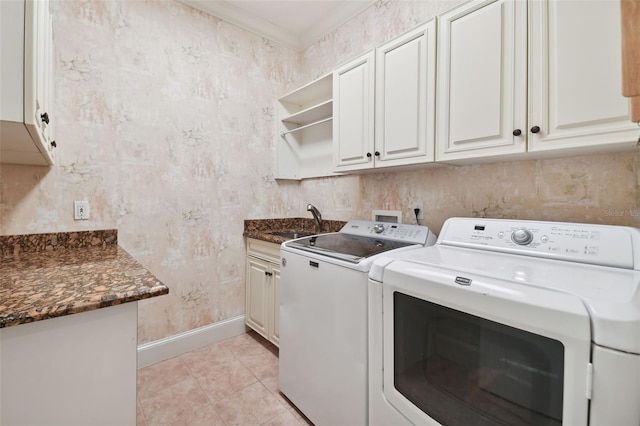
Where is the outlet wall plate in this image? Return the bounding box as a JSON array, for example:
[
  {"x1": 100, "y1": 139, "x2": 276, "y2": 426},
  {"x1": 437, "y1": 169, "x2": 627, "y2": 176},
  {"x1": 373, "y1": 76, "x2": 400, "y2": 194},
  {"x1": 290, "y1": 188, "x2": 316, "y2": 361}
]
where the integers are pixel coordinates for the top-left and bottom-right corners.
[
  {"x1": 74, "y1": 201, "x2": 90, "y2": 220},
  {"x1": 372, "y1": 210, "x2": 402, "y2": 223}
]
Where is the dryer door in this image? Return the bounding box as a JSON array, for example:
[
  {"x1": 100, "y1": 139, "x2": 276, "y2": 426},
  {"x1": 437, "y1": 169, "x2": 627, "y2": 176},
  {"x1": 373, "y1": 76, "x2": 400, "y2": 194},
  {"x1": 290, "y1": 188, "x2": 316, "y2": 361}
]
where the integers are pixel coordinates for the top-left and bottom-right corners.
[{"x1": 381, "y1": 260, "x2": 591, "y2": 426}]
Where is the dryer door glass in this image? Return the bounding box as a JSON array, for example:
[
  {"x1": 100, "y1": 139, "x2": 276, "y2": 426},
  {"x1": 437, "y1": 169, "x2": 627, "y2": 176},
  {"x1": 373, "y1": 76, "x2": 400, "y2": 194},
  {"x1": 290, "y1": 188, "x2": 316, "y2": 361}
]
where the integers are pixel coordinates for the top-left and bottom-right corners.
[{"x1": 393, "y1": 292, "x2": 564, "y2": 426}]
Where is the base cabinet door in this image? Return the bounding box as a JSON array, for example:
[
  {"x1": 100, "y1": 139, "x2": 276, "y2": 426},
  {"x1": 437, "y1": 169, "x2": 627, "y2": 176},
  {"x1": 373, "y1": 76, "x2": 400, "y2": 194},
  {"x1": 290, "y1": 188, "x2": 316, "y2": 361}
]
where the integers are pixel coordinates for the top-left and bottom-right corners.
[
  {"x1": 245, "y1": 239, "x2": 280, "y2": 347},
  {"x1": 245, "y1": 256, "x2": 270, "y2": 339},
  {"x1": 270, "y1": 267, "x2": 281, "y2": 346}
]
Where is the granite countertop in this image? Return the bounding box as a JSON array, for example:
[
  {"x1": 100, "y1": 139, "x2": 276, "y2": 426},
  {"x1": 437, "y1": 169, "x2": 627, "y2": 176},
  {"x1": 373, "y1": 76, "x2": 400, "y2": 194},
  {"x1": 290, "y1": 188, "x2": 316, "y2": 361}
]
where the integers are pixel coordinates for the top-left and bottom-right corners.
[
  {"x1": 243, "y1": 217, "x2": 347, "y2": 244},
  {"x1": 0, "y1": 230, "x2": 168, "y2": 329}
]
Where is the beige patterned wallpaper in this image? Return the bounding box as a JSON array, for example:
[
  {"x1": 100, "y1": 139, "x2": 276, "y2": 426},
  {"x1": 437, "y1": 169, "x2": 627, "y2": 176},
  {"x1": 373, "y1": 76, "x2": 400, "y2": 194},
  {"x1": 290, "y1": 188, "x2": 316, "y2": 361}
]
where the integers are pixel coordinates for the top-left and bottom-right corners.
[{"x1": 1, "y1": 0, "x2": 639, "y2": 343}]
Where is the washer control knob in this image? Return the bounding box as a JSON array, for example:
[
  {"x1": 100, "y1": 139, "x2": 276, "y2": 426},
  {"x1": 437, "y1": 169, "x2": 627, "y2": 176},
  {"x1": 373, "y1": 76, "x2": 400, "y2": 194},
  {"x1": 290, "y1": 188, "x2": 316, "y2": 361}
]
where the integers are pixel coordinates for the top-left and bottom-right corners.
[
  {"x1": 373, "y1": 223, "x2": 385, "y2": 234},
  {"x1": 511, "y1": 229, "x2": 533, "y2": 245}
]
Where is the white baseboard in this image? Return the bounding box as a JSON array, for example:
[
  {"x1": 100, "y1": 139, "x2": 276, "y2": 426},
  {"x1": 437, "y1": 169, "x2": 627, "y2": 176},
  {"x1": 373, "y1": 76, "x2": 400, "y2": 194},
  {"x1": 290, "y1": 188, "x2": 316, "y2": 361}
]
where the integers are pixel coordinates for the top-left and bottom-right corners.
[{"x1": 137, "y1": 315, "x2": 248, "y2": 369}]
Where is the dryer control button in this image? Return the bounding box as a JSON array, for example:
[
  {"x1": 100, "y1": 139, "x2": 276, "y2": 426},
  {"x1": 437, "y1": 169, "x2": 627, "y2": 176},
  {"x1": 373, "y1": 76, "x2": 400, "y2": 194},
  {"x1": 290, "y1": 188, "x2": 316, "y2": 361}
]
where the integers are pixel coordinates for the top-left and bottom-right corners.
[{"x1": 511, "y1": 229, "x2": 533, "y2": 245}]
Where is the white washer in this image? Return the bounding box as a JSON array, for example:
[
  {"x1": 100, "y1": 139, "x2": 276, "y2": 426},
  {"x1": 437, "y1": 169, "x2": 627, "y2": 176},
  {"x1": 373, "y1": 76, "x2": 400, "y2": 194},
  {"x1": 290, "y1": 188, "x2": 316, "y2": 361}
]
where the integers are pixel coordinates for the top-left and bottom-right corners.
[
  {"x1": 279, "y1": 220, "x2": 437, "y2": 425},
  {"x1": 368, "y1": 217, "x2": 640, "y2": 425}
]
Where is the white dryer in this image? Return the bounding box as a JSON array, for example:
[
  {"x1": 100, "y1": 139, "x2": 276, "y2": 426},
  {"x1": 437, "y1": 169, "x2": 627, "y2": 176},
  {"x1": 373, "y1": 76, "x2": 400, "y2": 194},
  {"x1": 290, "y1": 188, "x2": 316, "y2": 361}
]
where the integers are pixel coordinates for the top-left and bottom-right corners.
[
  {"x1": 368, "y1": 217, "x2": 640, "y2": 425},
  {"x1": 279, "y1": 220, "x2": 437, "y2": 425}
]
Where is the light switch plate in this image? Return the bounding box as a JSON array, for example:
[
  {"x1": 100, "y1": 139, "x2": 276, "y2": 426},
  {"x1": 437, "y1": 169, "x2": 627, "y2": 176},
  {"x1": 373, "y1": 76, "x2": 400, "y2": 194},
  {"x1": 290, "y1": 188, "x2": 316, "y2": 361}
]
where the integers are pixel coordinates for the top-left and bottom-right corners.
[{"x1": 74, "y1": 201, "x2": 90, "y2": 220}]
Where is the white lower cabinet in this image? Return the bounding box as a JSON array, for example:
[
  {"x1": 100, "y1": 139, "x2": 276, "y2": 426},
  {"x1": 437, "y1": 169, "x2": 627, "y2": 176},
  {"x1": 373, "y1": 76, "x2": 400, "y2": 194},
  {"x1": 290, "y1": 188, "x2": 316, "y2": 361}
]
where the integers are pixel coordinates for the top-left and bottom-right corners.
[
  {"x1": 245, "y1": 238, "x2": 280, "y2": 347},
  {"x1": 333, "y1": 20, "x2": 437, "y2": 172},
  {"x1": 436, "y1": 0, "x2": 638, "y2": 164},
  {"x1": 0, "y1": 303, "x2": 137, "y2": 425}
]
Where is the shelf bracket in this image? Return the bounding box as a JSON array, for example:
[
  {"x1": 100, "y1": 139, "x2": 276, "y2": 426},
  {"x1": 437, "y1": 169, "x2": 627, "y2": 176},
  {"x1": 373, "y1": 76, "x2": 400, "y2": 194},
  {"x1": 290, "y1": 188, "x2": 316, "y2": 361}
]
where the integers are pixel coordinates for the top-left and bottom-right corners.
[{"x1": 280, "y1": 117, "x2": 333, "y2": 137}]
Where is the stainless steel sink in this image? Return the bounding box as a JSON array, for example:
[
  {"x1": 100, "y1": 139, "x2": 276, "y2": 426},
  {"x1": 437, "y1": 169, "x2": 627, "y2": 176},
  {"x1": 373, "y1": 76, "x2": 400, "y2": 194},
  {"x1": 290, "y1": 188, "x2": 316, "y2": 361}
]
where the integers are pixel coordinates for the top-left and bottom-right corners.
[{"x1": 268, "y1": 231, "x2": 315, "y2": 239}]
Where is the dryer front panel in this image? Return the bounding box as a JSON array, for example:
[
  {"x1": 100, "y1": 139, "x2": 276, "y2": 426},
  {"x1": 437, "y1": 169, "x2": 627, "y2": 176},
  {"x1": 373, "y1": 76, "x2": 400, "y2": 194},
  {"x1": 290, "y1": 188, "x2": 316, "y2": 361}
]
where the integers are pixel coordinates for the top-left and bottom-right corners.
[{"x1": 380, "y1": 261, "x2": 591, "y2": 426}]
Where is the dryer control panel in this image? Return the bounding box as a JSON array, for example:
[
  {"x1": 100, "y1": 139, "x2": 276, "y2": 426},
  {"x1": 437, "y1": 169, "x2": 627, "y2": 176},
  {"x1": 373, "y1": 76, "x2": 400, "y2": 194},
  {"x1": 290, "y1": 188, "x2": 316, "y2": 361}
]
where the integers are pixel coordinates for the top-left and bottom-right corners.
[{"x1": 438, "y1": 217, "x2": 640, "y2": 269}]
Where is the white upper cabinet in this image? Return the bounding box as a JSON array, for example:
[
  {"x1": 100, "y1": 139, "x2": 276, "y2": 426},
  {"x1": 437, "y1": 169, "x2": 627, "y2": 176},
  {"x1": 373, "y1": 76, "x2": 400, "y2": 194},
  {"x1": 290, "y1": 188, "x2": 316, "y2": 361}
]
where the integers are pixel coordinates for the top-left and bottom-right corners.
[
  {"x1": 333, "y1": 20, "x2": 437, "y2": 172},
  {"x1": 375, "y1": 21, "x2": 436, "y2": 168},
  {"x1": 1, "y1": 0, "x2": 56, "y2": 166},
  {"x1": 333, "y1": 51, "x2": 375, "y2": 172},
  {"x1": 436, "y1": 0, "x2": 637, "y2": 164},
  {"x1": 528, "y1": 0, "x2": 636, "y2": 153},
  {"x1": 436, "y1": 0, "x2": 527, "y2": 162}
]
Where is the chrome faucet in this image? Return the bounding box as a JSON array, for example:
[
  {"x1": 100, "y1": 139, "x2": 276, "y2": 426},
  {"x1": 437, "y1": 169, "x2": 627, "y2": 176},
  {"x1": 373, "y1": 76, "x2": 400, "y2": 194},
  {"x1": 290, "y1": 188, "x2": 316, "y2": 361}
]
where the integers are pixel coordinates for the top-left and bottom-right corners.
[{"x1": 307, "y1": 204, "x2": 322, "y2": 234}]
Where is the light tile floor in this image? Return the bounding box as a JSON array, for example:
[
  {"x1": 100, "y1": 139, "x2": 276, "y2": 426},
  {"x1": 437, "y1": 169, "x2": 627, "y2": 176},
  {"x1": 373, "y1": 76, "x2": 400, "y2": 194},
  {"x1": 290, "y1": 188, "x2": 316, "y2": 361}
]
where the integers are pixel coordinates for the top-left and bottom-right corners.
[{"x1": 137, "y1": 331, "x2": 313, "y2": 426}]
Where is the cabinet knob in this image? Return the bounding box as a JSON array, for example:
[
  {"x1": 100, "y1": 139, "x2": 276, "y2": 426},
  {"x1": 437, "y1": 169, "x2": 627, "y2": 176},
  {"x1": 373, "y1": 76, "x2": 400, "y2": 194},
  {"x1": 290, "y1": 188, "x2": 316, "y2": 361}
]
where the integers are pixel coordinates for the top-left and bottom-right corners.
[
  {"x1": 50, "y1": 140, "x2": 57, "y2": 148},
  {"x1": 366, "y1": 152, "x2": 372, "y2": 158},
  {"x1": 530, "y1": 126, "x2": 541, "y2": 134},
  {"x1": 41, "y1": 112, "x2": 50, "y2": 124},
  {"x1": 374, "y1": 151, "x2": 380, "y2": 156},
  {"x1": 513, "y1": 129, "x2": 522, "y2": 136}
]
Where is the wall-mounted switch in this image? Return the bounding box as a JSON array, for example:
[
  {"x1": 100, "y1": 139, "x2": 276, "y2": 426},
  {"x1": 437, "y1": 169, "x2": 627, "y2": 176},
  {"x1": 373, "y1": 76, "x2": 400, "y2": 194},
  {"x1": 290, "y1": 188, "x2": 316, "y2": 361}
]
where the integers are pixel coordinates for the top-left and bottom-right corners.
[{"x1": 74, "y1": 201, "x2": 90, "y2": 220}]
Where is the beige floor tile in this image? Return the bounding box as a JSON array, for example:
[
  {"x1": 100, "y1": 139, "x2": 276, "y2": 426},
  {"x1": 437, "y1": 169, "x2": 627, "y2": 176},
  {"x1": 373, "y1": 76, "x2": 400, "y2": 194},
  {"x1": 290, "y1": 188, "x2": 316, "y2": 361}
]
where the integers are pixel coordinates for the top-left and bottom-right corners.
[
  {"x1": 180, "y1": 341, "x2": 237, "y2": 374},
  {"x1": 140, "y1": 376, "x2": 210, "y2": 426},
  {"x1": 221, "y1": 331, "x2": 278, "y2": 358},
  {"x1": 214, "y1": 381, "x2": 287, "y2": 426},
  {"x1": 261, "y1": 408, "x2": 305, "y2": 426},
  {"x1": 168, "y1": 403, "x2": 226, "y2": 426},
  {"x1": 194, "y1": 356, "x2": 259, "y2": 402},
  {"x1": 238, "y1": 349, "x2": 279, "y2": 380},
  {"x1": 260, "y1": 375, "x2": 294, "y2": 409},
  {"x1": 137, "y1": 356, "x2": 192, "y2": 401},
  {"x1": 136, "y1": 332, "x2": 314, "y2": 426},
  {"x1": 260, "y1": 375, "x2": 279, "y2": 394},
  {"x1": 136, "y1": 399, "x2": 147, "y2": 426}
]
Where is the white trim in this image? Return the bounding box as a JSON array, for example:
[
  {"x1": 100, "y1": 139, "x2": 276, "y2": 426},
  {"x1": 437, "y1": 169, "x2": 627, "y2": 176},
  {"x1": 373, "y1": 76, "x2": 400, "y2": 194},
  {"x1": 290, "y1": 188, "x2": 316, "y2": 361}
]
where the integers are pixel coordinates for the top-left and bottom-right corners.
[
  {"x1": 177, "y1": 0, "x2": 375, "y2": 52},
  {"x1": 136, "y1": 315, "x2": 248, "y2": 368}
]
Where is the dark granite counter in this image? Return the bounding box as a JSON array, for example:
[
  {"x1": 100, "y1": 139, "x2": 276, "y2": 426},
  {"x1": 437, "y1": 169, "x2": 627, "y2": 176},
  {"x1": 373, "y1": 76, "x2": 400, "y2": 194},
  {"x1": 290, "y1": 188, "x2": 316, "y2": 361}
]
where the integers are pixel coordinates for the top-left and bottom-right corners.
[
  {"x1": 243, "y1": 217, "x2": 347, "y2": 244},
  {"x1": 0, "y1": 230, "x2": 168, "y2": 329}
]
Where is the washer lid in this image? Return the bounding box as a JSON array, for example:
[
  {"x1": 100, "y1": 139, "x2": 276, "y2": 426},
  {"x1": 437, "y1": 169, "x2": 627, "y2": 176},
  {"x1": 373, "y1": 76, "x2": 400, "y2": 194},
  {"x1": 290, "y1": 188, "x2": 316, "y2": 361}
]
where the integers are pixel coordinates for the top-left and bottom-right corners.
[{"x1": 286, "y1": 233, "x2": 416, "y2": 264}]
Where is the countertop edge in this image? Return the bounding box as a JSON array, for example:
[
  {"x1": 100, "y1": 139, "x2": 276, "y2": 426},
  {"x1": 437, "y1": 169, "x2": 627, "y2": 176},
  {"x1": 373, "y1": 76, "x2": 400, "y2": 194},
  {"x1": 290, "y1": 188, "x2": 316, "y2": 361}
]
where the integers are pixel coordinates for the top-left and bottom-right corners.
[{"x1": 1, "y1": 240, "x2": 169, "y2": 329}]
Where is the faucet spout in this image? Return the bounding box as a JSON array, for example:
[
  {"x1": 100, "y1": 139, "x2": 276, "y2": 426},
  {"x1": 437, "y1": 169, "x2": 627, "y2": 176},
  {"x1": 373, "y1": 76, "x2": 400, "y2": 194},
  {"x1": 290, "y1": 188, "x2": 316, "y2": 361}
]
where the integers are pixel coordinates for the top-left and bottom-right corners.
[{"x1": 307, "y1": 204, "x2": 322, "y2": 234}]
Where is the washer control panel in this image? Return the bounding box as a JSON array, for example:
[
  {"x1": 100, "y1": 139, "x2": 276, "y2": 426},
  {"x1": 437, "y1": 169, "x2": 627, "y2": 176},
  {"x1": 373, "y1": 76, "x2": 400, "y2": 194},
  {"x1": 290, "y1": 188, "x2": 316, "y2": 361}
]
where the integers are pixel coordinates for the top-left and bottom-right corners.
[
  {"x1": 340, "y1": 220, "x2": 433, "y2": 245},
  {"x1": 439, "y1": 218, "x2": 640, "y2": 269}
]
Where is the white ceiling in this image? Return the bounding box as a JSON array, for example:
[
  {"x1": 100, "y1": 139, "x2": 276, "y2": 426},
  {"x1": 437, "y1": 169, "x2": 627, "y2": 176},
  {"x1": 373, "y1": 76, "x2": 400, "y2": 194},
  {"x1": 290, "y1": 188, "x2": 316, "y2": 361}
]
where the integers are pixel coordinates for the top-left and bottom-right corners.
[{"x1": 179, "y1": 0, "x2": 376, "y2": 52}]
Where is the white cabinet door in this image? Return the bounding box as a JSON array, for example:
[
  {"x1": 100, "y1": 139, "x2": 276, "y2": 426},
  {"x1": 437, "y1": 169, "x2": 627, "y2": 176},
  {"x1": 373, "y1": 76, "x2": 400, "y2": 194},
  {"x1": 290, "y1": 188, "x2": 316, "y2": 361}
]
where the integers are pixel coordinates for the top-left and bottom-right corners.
[
  {"x1": 436, "y1": 0, "x2": 527, "y2": 162},
  {"x1": 0, "y1": 0, "x2": 55, "y2": 166},
  {"x1": 245, "y1": 256, "x2": 270, "y2": 339},
  {"x1": 270, "y1": 266, "x2": 281, "y2": 346},
  {"x1": 245, "y1": 239, "x2": 280, "y2": 347},
  {"x1": 333, "y1": 50, "x2": 375, "y2": 172},
  {"x1": 375, "y1": 21, "x2": 436, "y2": 168},
  {"x1": 528, "y1": 0, "x2": 637, "y2": 153}
]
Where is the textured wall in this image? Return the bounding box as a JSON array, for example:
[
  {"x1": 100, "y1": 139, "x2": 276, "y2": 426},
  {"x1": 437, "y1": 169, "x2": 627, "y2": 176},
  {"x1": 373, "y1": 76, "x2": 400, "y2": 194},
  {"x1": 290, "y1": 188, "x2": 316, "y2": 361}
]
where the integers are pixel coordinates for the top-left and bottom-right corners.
[
  {"x1": 1, "y1": 0, "x2": 639, "y2": 344},
  {"x1": 1, "y1": 0, "x2": 304, "y2": 343}
]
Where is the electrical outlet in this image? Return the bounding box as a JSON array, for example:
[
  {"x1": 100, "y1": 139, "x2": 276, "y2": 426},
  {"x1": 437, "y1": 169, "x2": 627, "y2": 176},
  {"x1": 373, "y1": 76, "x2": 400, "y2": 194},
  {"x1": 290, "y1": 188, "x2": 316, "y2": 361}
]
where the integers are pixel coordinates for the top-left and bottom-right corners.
[
  {"x1": 412, "y1": 202, "x2": 424, "y2": 221},
  {"x1": 74, "y1": 201, "x2": 90, "y2": 220}
]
